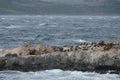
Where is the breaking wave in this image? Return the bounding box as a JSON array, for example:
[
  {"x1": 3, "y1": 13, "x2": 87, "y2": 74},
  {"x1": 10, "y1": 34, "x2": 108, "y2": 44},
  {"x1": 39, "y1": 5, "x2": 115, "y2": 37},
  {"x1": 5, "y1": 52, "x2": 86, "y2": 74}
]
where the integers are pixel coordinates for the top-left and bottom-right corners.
[{"x1": 0, "y1": 69, "x2": 119, "y2": 80}]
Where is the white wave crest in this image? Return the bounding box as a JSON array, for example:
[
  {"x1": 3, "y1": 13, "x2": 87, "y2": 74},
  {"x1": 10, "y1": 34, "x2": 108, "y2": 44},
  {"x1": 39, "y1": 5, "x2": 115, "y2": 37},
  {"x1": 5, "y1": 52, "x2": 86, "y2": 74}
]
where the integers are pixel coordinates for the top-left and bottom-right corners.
[
  {"x1": 73, "y1": 39, "x2": 88, "y2": 43},
  {"x1": 5, "y1": 25, "x2": 23, "y2": 29},
  {"x1": 0, "y1": 69, "x2": 119, "y2": 80}
]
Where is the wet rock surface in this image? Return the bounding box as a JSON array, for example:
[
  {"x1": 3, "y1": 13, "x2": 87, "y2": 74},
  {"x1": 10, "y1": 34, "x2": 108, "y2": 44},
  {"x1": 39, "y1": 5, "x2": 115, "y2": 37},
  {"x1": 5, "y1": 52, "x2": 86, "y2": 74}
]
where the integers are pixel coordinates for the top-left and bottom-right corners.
[{"x1": 0, "y1": 40, "x2": 120, "y2": 74}]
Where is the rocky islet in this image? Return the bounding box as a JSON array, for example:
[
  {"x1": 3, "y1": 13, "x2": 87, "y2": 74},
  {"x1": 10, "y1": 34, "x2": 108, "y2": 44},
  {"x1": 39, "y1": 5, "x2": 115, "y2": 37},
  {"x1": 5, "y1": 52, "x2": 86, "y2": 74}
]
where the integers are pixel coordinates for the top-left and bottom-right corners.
[{"x1": 0, "y1": 40, "x2": 120, "y2": 74}]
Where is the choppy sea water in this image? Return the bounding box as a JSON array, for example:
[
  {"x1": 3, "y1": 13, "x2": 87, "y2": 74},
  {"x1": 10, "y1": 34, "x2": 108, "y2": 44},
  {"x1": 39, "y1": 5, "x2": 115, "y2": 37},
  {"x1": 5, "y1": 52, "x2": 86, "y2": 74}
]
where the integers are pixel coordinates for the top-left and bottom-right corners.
[
  {"x1": 0, "y1": 15, "x2": 120, "y2": 80},
  {"x1": 0, "y1": 69, "x2": 119, "y2": 80},
  {"x1": 0, "y1": 15, "x2": 120, "y2": 49}
]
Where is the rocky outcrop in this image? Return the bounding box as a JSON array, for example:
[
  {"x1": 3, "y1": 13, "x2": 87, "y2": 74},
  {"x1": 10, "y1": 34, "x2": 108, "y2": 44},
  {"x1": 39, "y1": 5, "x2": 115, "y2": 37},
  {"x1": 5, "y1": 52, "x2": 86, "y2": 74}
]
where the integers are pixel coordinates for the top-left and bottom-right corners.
[
  {"x1": 1, "y1": 44, "x2": 33, "y2": 56},
  {"x1": 0, "y1": 40, "x2": 120, "y2": 74},
  {"x1": 34, "y1": 44, "x2": 54, "y2": 55}
]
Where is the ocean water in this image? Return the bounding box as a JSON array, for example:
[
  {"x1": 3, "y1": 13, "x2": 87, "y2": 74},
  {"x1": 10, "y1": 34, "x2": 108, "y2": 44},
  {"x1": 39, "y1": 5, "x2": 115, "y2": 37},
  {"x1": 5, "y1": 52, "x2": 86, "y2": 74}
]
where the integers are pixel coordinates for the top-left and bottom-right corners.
[
  {"x1": 0, "y1": 15, "x2": 120, "y2": 49},
  {"x1": 0, "y1": 69, "x2": 119, "y2": 80},
  {"x1": 0, "y1": 15, "x2": 120, "y2": 80}
]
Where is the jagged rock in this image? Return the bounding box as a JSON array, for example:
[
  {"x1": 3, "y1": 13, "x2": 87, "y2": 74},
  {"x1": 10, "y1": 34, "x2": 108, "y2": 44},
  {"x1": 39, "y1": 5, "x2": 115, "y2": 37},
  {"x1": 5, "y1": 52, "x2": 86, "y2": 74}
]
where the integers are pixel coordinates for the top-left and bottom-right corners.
[
  {"x1": 52, "y1": 46, "x2": 63, "y2": 52},
  {"x1": 62, "y1": 46, "x2": 71, "y2": 52},
  {"x1": 98, "y1": 40, "x2": 105, "y2": 46},
  {"x1": 34, "y1": 44, "x2": 53, "y2": 55},
  {"x1": 70, "y1": 46, "x2": 78, "y2": 51},
  {"x1": 0, "y1": 41, "x2": 119, "y2": 74},
  {"x1": 78, "y1": 45, "x2": 89, "y2": 50},
  {"x1": 3, "y1": 44, "x2": 33, "y2": 56},
  {"x1": 91, "y1": 46, "x2": 105, "y2": 51}
]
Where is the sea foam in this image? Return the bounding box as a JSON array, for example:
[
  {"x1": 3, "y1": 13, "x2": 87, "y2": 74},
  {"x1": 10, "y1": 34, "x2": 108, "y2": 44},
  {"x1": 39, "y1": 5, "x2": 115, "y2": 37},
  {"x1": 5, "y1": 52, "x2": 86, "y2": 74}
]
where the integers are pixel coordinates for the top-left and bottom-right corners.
[{"x1": 0, "y1": 69, "x2": 119, "y2": 80}]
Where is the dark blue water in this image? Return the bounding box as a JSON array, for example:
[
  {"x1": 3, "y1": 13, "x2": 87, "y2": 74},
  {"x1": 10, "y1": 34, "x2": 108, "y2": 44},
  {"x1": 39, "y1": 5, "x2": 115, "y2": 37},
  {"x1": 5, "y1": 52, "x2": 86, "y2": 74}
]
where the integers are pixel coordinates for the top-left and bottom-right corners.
[{"x1": 0, "y1": 15, "x2": 120, "y2": 49}]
